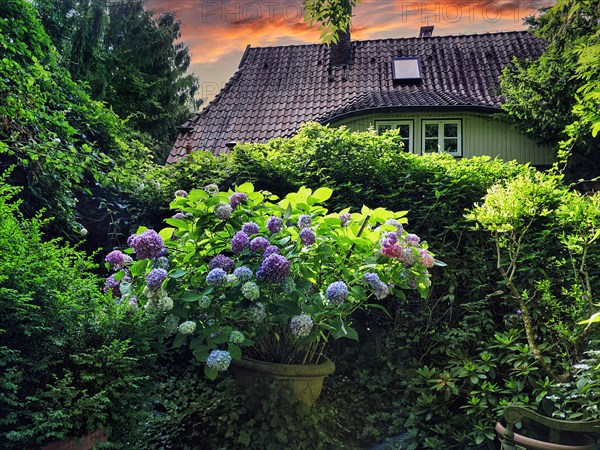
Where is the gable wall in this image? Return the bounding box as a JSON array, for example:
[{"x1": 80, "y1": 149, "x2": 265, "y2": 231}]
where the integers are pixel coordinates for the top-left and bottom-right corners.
[{"x1": 332, "y1": 112, "x2": 554, "y2": 166}]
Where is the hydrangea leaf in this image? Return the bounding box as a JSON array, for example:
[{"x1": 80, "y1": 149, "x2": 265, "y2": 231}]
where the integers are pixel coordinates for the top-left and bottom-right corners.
[{"x1": 204, "y1": 365, "x2": 218, "y2": 380}]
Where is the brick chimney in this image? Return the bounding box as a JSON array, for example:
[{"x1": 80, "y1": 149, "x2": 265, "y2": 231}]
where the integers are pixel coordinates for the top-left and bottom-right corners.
[
  {"x1": 329, "y1": 27, "x2": 352, "y2": 67},
  {"x1": 419, "y1": 25, "x2": 434, "y2": 37}
]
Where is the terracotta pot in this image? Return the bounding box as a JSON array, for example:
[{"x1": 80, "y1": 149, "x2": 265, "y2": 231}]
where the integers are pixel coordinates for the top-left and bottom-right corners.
[
  {"x1": 232, "y1": 357, "x2": 335, "y2": 406},
  {"x1": 40, "y1": 429, "x2": 107, "y2": 450},
  {"x1": 495, "y1": 422, "x2": 598, "y2": 450}
]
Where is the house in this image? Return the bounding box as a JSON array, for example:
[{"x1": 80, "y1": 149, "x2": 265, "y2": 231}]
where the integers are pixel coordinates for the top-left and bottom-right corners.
[{"x1": 167, "y1": 27, "x2": 550, "y2": 165}]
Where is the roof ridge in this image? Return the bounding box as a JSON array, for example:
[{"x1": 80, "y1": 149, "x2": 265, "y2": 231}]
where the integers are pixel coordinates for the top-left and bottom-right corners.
[{"x1": 246, "y1": 30, "x2": 533, "y2": 51}]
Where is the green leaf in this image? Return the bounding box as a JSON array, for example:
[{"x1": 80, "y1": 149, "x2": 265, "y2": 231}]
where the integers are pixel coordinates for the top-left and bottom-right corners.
[
  {"x1": 236, "y1": 182, "x2": 255, "y2": 193},
  {"x1": 130, "y1": 259, "x2": 149, "y2": 276},
  {"x1": 311, "y1": 187, "x2": 333, "y2": 202},
  {"x1": 181, "y1": 292, "x2": 204, "y2": 302},
  {"x1": 228, "y1": 343, "x2": 242, "y2": 360},
  {"x1": 204, "y1": 365, "x2": 218, "y2": 380},
  {"x1": 170, "y1": 268, "x2": 188, "y2": 279},
  {"x1": 159, "y1": 227, "x2": 176, "y2": 241},
  {"x1": 172, "y1": 333, "x2": 186, "y2": 348},
  {"x1": 192, "y1": 345, "x2": 210, "y2": 361}
]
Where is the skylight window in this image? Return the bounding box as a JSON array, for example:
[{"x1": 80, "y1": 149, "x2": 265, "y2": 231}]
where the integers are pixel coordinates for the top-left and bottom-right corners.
[{"x1": 392, "y1": 57, "x2": 422, "y2": 81}]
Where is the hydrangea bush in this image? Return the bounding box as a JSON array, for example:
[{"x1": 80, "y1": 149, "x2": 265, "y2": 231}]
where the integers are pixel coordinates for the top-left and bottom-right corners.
[{"x1": 106, "y1": 183, "x2": 438, "y2": 379}]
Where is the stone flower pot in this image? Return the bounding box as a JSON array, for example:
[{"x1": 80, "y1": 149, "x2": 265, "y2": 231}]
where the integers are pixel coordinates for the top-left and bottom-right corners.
[{"x1": 232, "y1": 357, "x2": 335, "y2": 406}]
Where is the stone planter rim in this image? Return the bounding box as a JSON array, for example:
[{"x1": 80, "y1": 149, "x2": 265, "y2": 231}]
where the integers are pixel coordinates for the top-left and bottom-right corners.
[{"x1": 232, "y1": 356, "x2": 335, "y2": 378}]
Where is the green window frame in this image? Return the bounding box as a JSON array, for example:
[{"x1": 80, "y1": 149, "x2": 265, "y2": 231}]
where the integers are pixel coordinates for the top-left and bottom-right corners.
[
  {"x1": 375, "y1": 120, "x2": 414, "y2": 153},
  {"x1": 421, "y1": 119, "x2": 462, "y2": 156}
]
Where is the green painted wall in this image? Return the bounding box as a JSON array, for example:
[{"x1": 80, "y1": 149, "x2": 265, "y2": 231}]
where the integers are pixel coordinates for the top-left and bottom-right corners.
[{"x1": 332, "y1": 112, "x2": 554, "y2": 166}]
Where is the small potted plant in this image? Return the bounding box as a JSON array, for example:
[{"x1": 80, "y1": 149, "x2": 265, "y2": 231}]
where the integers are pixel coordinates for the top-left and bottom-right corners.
[{"x1": 105, "y1": 183, "x2": 437, "y2": 404}]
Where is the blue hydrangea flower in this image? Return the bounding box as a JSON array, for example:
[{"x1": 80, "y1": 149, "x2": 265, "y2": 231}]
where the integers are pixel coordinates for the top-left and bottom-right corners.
[
  {"x1": 209, "y1": 254, "x2": 235, "y2": 272},
  {"x1": 325, "y1": 281, "x2": 348, "y2": 305},
  {"x1": 266, "y1": 216, "x2": 283, "y2": 233},
  {"x1": 229, "y1": 330, "x2": 245, "y2": 344},
  {"x1": 207, "y1": 350, "x2": 232, "y2": 372},
  {"x1": 298, "y1": 214, "x2": 312, "y2": 229},
  {"x1": 398, "y1": 246, "x2": 418, "y2": 266},
  {"x1": 364, "y1": 273, "x2": 390, "y2": 299},
  {"x1": 231, "y1": 231, "x2": 250, "y2": 253},
  {"x1": 131, "y1": 230, "x2": 165, "y2": 260},
  {"x1": 233, "y1": 266, "x2": 253, "y2": 282},
  {"x1": 256, "y1": 254, "x2": 290, "y2": 282},
  {"x1": 206, "y1": 268, "x2": 227, "y2": 286},
  {"x1": 241, "y1": 281, "x2": 260, "y2": 300},
  {"x1": 152, "y1": 256, "x2": 170, "y2": 271},
  {"x1": 172, "y1": 212, "x2": 185, "y2": 219},
  {"x1": 178, "y1": 321, "x2": 196, "y2": 335},
  {"x1": 242, "y1": 221, "x2": 260, "y2": 235},
  {"x1": 250, "y1": 236, "x2": 269, "y2": 252},
  {"x1": 229, "y1": 192, "x2": 248, "y2": 208},
  {"x1": 300, "y1": 228, "x2": 316, "y2": 246},
  {"x1": 214, "y1": 202, "x2": 232, "y2": 219},
  {"x1": 146, "y1": 268, "x2": 168, "y2": 290},
  {"x1": 290, "y1": 314, "x2": 314, "y2": 338}
]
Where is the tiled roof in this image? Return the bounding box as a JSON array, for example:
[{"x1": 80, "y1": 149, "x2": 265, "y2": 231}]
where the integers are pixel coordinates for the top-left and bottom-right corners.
[{"x1": 168, "y1": 31, "x2": 545, "y2": 163}]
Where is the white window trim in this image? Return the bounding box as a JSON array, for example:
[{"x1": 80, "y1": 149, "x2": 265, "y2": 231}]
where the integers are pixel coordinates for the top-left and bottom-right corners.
[
  {"x1": 421, "y1": 119, "x2": 462, "y2": 157},
  {"x1": 375, "y1": 120, "x2": 414, "y2": 153}
]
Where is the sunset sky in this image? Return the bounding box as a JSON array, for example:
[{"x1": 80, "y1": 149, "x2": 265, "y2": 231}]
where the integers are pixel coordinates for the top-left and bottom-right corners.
[{"x1": 144, "y1": 0, "x2": 555, "y2": 104}]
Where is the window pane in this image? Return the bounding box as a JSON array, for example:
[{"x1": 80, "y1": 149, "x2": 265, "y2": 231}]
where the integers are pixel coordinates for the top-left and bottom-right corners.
[
  {"x1": 398, "y1": 124, "x2": 410, "y2": 138},
  {"x1": 444, "y1": 123, "x2": 458, "y2": 137},
  {"x1": 378, "y1": 125, "x2": 392, "y2": 135},
  {"x1": 444, "y1": 139, "x2": 458, "y2": 153},
  {"x1": 424, "y1": 123, "x2": 438, "y2": 138},
  {"x1": 424, "y1": 139, "x2": 438, "y2": 152},
  {"x1": 399, "y1": 138, "x2": 410, "y2": 152}
]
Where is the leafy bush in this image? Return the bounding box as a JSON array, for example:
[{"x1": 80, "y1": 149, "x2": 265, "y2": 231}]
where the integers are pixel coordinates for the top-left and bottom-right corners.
[{"x1": 0, "y1": 180, "x2": 157, "y2": 448}]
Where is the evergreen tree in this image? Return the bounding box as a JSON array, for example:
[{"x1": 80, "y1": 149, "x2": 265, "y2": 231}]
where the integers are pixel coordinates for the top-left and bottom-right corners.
[{"x1": 35, "y1": 0, "x2": 201, "y2": 163}]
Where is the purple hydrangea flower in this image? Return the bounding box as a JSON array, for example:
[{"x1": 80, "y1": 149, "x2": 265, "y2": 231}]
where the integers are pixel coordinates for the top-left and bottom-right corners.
[
  {"x1": 131, "y1": 230, "x2": 164, "y2": 260},
  {"x1": 325, "y1": 281, "x2": 348, "y2": 305},
  {"x1": 340, "y1": 212, "x2": 352, "y2": 227},
  {"x1": 172, "y1": 212, "x2": 185, "y2": 219},
  {"x1": 105, "y1": 250, "x2": 128, "y2": 269},
  {"x1": 266, "y1": 216, "x2": 283, "y2": 233},
  {"x1": 206, "y1": 350, "x2": 232, "y2": 372},
  {"x1": 419, "y1": 249, "x2": 435, "y2": 268},
  {"x1": 385, "y1": 219, "x2": 404, "y2": 233},
  {"x1": 383, "y1": 232, "x2": 398, "y2": 245},
  {"x1": 250, "y1": 236, "x2": 269, "y2": 252},
  {"x1": 209, "y1": 254, "x2": 235, "y2": 273},
  {"x1": 256, "y1": 254, "x2": 290, "y2": 283},
  {"x1": 229, "y1": 192, "x2": 248, "y2": 208},
  {"x1": 290, "y1": 314, "x2": 314, "y2": 338},
  {"x1": 206, "y1": 268, "x2": 228, "y2": 286},
  {"x1": 127, "y1": 234, "x2": 137, "y2": 247},
  {"x1": 174, "y1": 190, "x2": 188, "y2": 198},
  {"x1": 242, "y1": 221, "x2": 260, "y2": 235},
  {"x1": 233, "y1": 266, "x2": 253, "y2": 282},
  {"x1": 104, "y1": 273, "x2": 131, "y2": 297},
  {"x1": 231, "y1": 231, "x2": 250, "y2": 253},
  {"x1": 214, "y1": 202, "x2": 233, "y2": 220},
  {"x1": 204, "y1": 183, "x2": 219, "y2": 195},
  {"x1": 146, "y1": 268, "x2": 168, "y2": 290},
  {"x1": 152, "y1": 256, "x2": 170, "y2": 271},
  {"x1": 299, "y1": 228, "x2": 316, "y2": 246},
  {"x1": 263, "y1": 245, "x2": 280, "y2": 258},
  {"x1": 405, "y1": 233, "x2": 421, "y2": 246},
  {"x1": 298, "y1": 214, "x2": 312, "y2": 229}
]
